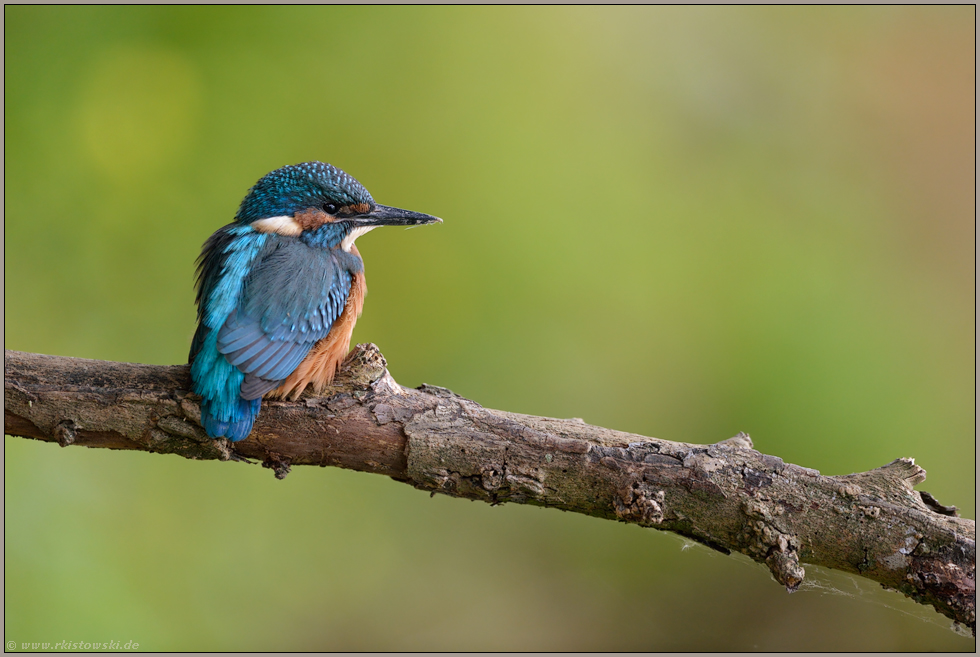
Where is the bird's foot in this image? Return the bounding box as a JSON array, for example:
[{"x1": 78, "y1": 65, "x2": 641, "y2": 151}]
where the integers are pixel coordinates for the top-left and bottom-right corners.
[
  {"x1": 227, "y1": 450, "x2": 256, "y2": 465},
  {"x1": 213, "y1": 437, "x2": 256, "y2": 464}
]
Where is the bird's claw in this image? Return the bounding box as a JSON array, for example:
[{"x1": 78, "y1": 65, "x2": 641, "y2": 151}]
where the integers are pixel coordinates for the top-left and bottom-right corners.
[{"x1": 227, "y1": 450, "x2": 256, "y2": 465}]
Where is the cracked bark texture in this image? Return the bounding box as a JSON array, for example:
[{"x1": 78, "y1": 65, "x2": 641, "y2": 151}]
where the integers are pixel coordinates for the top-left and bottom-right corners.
[{"x1": 4, "y1": 347, "x2": 975, "y2": 634}]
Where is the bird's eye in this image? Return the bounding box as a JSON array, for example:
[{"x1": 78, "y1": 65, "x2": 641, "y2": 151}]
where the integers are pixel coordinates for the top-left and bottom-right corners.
[{"x1": 323, "y1": 203, "x2": 339, "y2": 215}]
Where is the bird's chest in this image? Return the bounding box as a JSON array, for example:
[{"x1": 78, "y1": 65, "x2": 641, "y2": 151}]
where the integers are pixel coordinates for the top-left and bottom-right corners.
[
  {"x1": 238, "y1": 237, "x2": 362, "y2": 325},
  {"x1": 328, "y1": 245, "x2": 364, "y2": 277}
]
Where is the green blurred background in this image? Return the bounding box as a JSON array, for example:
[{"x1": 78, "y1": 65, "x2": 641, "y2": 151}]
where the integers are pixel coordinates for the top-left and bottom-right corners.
[{"x1": 4, "y1": 6, "x2": 975, "y2": 651}]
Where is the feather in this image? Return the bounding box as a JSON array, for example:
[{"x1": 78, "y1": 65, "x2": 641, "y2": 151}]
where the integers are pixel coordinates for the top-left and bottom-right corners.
[
  {"x1": 207, "y1": 238, "x2": 361, "y2": 407},
  {"x1": 269, "y1": 251, "x2": 366, "y2": 400}
]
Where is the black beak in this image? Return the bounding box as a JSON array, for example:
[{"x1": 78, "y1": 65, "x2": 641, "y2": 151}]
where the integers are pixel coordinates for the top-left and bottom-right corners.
[{"x1": 352, "y1": 204, "x2": 442, "y2": 227}]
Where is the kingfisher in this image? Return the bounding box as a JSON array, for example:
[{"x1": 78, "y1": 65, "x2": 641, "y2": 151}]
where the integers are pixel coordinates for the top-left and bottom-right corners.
[{"x1": 189, "y1": 161, "x2": 441, "y2": 441}]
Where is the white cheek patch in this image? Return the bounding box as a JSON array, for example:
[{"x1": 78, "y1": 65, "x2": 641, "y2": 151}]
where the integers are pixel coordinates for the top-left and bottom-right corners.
[
  {"x1": 250, "y1": 216, "x2": 303, "y2": 237},
  {"x1": 342, "y1": 225, "x2": 377, "y2": 252}
]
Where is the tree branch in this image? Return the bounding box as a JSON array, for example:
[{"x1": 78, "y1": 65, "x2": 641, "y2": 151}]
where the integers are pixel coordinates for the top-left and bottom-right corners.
[{"x1": 4, "y1": 347, "x2": 975, "y2": 633}]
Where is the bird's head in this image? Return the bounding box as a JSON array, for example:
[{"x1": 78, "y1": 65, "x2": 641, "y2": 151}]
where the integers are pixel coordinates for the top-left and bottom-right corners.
[{"x1": 235, "y1": 161, "x2": 441, "y2": 250}]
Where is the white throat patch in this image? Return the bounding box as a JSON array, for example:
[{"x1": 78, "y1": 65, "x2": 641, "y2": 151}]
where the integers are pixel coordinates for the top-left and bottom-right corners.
[
  {"x1": 250, "y1": 216, "x2": 302, "y2": 237},
  {"x1": 342, "y1": 225, "x2": 376, "y2": 252}
]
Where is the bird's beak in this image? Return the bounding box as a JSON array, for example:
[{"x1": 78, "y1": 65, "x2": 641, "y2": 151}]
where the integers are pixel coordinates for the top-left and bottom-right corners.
[{"x1": 352, "y1": 204, "x2": 442, "y2": 227}]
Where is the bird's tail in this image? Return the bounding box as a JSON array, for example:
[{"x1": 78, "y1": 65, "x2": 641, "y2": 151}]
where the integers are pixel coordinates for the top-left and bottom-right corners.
[{"x1": 200, "y1": 396, "x2": 262, "y2": 442}]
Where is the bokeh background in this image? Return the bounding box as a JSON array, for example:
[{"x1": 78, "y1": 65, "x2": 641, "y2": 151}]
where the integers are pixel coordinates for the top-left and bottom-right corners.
[{"x1": 4, "y1": 6, "x2": 975, "y2": 651}]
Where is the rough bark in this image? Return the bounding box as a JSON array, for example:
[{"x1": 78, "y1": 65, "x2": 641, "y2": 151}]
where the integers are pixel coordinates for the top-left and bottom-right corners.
[{"x1": 4, "y1": 346, "x2": 975, "y2": 633}]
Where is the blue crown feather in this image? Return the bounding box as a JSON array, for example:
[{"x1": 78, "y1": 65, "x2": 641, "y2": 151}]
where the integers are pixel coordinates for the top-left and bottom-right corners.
[{"x1": 235, "y1": 162, "x2": 374, "y2": 223}]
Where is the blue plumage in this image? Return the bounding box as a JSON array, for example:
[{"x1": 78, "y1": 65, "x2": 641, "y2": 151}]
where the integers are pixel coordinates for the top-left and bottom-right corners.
[
  {"x1": 235, "y1": 162, "x2": 373, "y2": 224},
  {"x1": 190, "y1": 162, "x2": 441, "y2": 442}
]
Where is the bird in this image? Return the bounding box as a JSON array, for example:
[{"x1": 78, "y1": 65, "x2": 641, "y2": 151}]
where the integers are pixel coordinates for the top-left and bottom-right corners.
[{"x1": 189, "y1": 161, "x2": 441, "y2": 442}]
